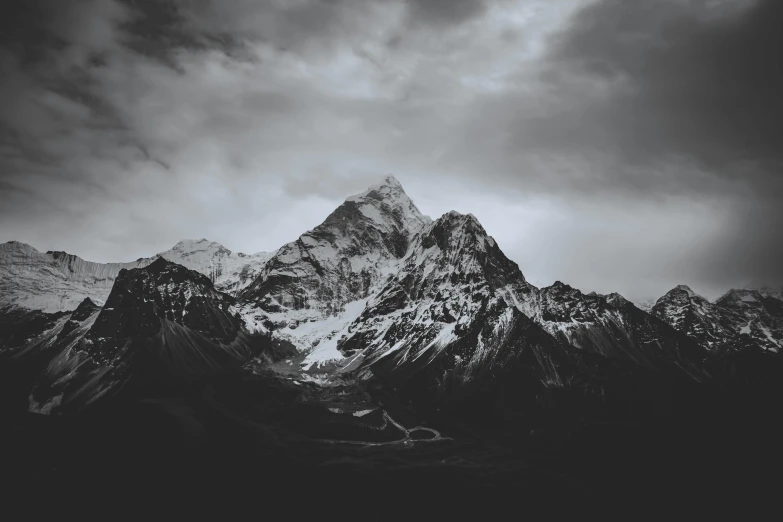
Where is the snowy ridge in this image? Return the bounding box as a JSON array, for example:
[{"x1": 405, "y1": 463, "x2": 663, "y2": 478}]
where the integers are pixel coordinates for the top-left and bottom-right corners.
[
  {"x1": 0, "y1": 241, "x2": 151, "y2": 313},
  {"x1": 513, "y1": 281, "x2": 705, "y2": 370},
  {"x1": 0, "y1": 239, "x2": 271, "y2": 313}
]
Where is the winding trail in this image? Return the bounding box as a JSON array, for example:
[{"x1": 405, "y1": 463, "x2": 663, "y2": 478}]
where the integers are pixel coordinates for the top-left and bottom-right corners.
[{"x1": 321, "y1": 410, "x2": 451, "y2": 447}]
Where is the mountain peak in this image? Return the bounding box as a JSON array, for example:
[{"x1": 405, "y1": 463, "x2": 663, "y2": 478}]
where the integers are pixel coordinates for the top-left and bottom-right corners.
[
  {"x1": 146, "y1": 256, "x2": 174, "y2": 271},
  {"x1": 172, "y1": 238, "x2": 223, "y2": 250},
  {"x1": 340, "y1": 175, "x2": 432, "y2": 232},
  {"x1": 346, "y1": 174, "x2": 408, "y2": 202},
  {"x1": 1, "y1": 241, "x2": 39, "y2": 255},
  {"x1": 673, "y1": 284, "x2": 696, "y2": 296},
  {"x1": 382, "y1": 174, "x2": 403, "y2": 189}
]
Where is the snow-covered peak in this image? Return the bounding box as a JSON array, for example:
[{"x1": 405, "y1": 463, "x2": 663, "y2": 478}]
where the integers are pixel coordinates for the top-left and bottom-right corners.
[
  {"x1": 673, "y1": 284, "x2": 696, "y2": 297},
  {"x1": 346, "y1": 175, "x2": 404, "y2": 202},
  {"x1": 716, "y1": 288, "x2": 761, "y2": 306},
  {"x1": 164, "y1": 238, "x2": 232, "y2": 258},
  {"x1": 655, "y1": 285, "x2": 707, "y2": 306},
  {"x1": 437, "y1": 210, "x2": 482, "y2": 229},
  {"x1": 409, "y1": 210, "x2": 509, "y2": 273},
  {"x1": 652, "y1": 284, "x2": 728, "y2": 351},
  {"x1": 152, "y1": 239, "x2": 272, "y2": 293},
  {"x1": 240, "y1": 176, "x2": 434, "y2": 324},
  {"x1": 344, "y1": 175, "x2": 432, "y2": 231},
  {"x1": 604, "y1": 292, "x2": 631, "y2": 308},
  {"x1": 1, "y1": 241, "x2": 40, "y2": 255}
]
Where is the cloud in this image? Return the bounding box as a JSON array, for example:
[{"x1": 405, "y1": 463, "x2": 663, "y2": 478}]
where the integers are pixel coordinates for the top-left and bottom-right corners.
[
  {"x1": 405, "y1": 0, "x2": 490, "y2": 27},
  {"x1": 0, "y1": 0, "x2": 780, "y2": 299}
]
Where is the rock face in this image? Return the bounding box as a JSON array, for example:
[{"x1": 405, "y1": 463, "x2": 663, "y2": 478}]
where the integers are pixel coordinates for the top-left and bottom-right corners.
[
  {"x1": 15, "y1": 258, "x2": 264, "y2": 415},
  {"x1": 336, "y1": 211, "x2": 535, "y2": 376},
  {"x1": 239, "y1": 175, "x2": 432, "y2": 329},
  {"x1": 0, "y1": 239, "x2": 271, "y2": 313},
  {"x1": 715, "y1": 289, "x2": 782, "y2": 353},
  {"x1": 652, "y1": 286, "x2": 783, "y2": 354},
  {"x1": 0, "y1": 241, "x2": 150, "y2": 313},
  {"x1": 82, "y1": 258, "x2": 250, "y2": 365}
]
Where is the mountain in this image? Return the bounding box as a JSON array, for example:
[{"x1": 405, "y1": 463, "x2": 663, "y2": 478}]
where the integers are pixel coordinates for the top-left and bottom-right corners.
[
  {"x1": 511, "y1": 282, "x2": 708, "y2": 380},
  {"x1": 3, "y1": 177, "x2": 783, "y2": 515},
  {"x1": 651, "y1": 285, "x2": 730, "y2": 351},
  {"x1": 335, "y1": 210, "x2": 537, "y2": 377},
  {"x1": 651, "y1": 285, "x2": 783, "y2": 354},
  {"x1": 3, "y1": 176, "x2": 714, "y2": 411},
  {"x1": 221, "y1": 179, "x2": 706, "y2": 387},
  {"x1": 156, "y1": 239, "x2": 273, "y2": 295},
  {"x1": 14, "y1": 258, "x2": 268, "y2": 415},
  {"x1": 0, "y1": 239, "x2": 271, "y2": 313},
  {"x1": 238, "y1": 175, "x2": 431, "y2": 335}
]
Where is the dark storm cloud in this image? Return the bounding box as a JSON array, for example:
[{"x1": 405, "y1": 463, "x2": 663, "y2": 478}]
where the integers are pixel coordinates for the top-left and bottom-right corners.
[
  {"x1": 439, "y1": 0, "x2": 783, "y2": 200},
  {"x1": 0, "y1": 0, "x2": 780, "y2": 300},
  {"x1": 532, "y1": 0, "x2": 783, "y2": 291},
  {"x1": 405, "y1": 0, "x2": 490, "y2": 27},
  {"x1": 540, "y1": 0, "x2": 783, "y2": 193}
]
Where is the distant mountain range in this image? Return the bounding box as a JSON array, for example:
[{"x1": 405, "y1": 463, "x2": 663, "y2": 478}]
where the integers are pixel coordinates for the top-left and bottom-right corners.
[{"x1": 1, "y1": 176, "x2": 781, "y2": 419}]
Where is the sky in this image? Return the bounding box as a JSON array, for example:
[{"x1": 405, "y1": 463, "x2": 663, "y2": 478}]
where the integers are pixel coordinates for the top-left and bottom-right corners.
[{"x1": 1, "y1": 0, "x2": 782, "y2": 303}]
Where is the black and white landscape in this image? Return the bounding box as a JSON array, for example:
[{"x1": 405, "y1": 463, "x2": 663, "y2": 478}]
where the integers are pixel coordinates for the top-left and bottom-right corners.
[{"x1": 1, "y1": 0, "x2": 782, "y2": 518}]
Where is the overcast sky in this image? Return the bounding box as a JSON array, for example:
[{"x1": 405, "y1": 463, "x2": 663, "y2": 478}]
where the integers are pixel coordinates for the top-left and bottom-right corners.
[{"x1": 1, "y1": 0, "x2": 782, "y2": 302}]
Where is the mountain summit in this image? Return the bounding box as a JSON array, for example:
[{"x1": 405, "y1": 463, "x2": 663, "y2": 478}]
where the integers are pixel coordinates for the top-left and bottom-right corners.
[{"x1": 239, "y1": 176, "x2": 432, "y2": 327}]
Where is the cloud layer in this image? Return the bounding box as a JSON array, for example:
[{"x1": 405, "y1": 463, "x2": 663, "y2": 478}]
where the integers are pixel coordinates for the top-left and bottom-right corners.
[{"x1": 1, "y1": 0, "x2": 781, "y2": 302}]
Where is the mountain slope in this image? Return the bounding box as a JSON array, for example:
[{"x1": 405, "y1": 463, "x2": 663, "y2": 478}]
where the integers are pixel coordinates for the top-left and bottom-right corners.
[
  {"x1": 21, "y1": 258, "x2": 268, "y2": 415},
  {"x1": 335, "y1": 211, "x2": 535, "y2": 376},
  {"x1": 512, "y1": 281, "x2": 707, "y2": 378}
]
